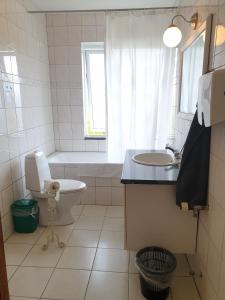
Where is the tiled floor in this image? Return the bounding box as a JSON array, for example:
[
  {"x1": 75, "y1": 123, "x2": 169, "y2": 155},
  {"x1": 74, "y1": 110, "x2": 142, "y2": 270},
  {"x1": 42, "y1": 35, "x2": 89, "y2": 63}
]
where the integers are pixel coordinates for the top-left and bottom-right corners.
[{"x1": 5, "y1": 205, "x2": 200, "y2": 300}]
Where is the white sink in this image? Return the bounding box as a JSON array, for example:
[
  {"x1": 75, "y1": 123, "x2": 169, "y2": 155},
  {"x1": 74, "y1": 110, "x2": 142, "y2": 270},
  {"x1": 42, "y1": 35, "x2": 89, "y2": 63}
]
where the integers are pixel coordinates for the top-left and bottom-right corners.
[{"x1": 132, "y1": 152, "x2": 179, "y2": 166}]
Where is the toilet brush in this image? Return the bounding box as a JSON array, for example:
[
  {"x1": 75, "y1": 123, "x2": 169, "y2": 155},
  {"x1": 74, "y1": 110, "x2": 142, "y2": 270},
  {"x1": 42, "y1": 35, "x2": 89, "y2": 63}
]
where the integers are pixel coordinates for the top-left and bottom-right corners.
[{"x1": 42, "y1": 181, "x2": 65, "y2": 251}]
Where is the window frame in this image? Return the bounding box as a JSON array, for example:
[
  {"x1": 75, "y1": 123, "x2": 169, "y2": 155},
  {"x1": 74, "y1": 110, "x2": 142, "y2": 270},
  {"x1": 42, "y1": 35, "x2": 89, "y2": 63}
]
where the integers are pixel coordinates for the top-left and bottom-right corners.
[{"x1": 81, "y1": 42, "x2": 107, "y2": 139}]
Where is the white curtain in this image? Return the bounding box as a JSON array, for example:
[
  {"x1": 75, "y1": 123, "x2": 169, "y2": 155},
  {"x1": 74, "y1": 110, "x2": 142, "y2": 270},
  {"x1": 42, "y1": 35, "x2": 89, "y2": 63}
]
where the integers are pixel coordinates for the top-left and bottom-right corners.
[{"x1": 106, "y1": 10, "x2": 177, "y2": 158}]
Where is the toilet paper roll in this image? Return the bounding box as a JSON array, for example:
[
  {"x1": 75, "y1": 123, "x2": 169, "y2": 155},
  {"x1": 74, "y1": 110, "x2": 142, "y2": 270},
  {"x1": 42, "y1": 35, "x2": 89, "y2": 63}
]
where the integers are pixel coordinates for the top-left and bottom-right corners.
[
  {"x1": 44, "y1": 180, "x2": 60, "y2": 202},
  {"x1": 181, "y1": 202, "x2": 189, "y2": 212}
]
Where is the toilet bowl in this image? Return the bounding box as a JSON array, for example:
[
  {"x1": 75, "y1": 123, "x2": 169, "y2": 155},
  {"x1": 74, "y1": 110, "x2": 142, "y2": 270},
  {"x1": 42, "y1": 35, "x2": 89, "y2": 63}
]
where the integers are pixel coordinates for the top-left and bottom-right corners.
[{"x1": 25, "y1": 151, "x2": 86, "y2": 226}]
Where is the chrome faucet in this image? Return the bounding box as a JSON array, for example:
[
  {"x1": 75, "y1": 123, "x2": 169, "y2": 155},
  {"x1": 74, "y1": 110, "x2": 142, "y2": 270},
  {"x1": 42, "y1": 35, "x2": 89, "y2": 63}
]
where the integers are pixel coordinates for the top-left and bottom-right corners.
[{"x1": 165, "y1": 144, "x2": 182, "y2": 160}]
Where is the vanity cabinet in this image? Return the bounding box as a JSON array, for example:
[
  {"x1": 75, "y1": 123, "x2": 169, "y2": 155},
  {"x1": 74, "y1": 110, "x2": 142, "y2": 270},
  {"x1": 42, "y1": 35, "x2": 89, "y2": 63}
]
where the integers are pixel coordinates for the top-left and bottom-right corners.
[
  {"x1": 122, "y1": 150, "x2": 198, "y2": 254},
  {"x1": 125, "y1": 184, "x2": 197, "y2": 253}
]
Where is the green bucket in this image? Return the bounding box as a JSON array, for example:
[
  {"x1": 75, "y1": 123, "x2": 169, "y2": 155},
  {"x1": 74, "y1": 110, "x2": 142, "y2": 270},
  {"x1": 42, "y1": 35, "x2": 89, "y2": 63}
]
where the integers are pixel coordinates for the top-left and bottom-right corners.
[{"x1": 11, "y1": 199, "x2": 39, "y2": 233}]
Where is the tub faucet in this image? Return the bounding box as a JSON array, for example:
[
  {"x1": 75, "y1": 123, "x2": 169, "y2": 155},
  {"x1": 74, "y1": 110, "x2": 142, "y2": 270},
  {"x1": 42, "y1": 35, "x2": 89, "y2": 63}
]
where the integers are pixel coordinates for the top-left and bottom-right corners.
[{"x1": 165, "y1": 144, "x2": 182, "y2": 160}]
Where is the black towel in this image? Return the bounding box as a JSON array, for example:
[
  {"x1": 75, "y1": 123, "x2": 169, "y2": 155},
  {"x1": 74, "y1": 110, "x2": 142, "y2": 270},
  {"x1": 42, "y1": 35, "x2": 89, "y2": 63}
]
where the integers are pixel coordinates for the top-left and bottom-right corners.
[{"x1": 176, "y1": 111, "x2": 211, "y2": 209}]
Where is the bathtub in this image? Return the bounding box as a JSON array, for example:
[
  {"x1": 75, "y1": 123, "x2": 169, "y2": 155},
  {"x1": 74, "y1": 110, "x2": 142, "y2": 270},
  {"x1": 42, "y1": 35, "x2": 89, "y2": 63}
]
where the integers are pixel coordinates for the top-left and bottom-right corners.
[{"x1": 47, "y1": 152, "x2": 124, "y2": 206}]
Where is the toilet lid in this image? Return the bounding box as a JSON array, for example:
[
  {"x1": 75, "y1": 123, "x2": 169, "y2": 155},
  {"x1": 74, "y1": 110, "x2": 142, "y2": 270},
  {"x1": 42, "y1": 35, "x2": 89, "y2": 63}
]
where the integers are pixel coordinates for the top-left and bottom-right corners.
[{"x1": 57, "y1": 179, "x2": 86, "y2": 194}]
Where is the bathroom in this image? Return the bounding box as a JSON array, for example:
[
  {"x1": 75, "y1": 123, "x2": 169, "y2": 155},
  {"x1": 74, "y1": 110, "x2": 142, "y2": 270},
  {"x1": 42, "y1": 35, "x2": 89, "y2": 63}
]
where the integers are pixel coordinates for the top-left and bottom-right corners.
[{"x1": 0, "y1": 0, "x2": 224, "y2": 299}]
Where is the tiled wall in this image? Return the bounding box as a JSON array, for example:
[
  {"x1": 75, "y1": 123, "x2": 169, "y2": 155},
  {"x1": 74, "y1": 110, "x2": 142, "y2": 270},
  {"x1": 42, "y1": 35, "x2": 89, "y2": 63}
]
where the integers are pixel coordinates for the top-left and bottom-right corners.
[
  {"x1": 0, "y1": 0, "x2": 55, "y2": 240},
  {"x1": 175, "y1": 2, "x2": 225, "y2": 299},
  {"x1": 50, "y1": 164, "x2": 124, "y2": 206},
  {"x1": 46, "y1": 12, "x2": 107, "y2": 152}
]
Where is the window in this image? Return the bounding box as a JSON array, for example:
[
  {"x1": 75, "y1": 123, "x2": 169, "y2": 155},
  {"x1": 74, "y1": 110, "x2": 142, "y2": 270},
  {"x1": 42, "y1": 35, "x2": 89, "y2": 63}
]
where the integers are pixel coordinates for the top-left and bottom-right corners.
[{"x1": 81, "y1": 42, "x2": 106, "y2": 138}]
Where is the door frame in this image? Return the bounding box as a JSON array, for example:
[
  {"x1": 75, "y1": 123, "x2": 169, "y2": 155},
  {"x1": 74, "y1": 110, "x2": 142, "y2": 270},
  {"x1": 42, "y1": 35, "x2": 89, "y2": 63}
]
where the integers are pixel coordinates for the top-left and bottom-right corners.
[{"x1": 0, "y1": 217, "x2": 10, "y2": 300}]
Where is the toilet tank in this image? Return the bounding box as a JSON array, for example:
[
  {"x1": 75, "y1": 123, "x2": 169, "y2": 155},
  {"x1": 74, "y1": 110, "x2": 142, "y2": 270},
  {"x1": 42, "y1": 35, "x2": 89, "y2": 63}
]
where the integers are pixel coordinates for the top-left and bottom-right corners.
[{"x1": 25, "y1": 151, "x2": 51, "y2": 192}]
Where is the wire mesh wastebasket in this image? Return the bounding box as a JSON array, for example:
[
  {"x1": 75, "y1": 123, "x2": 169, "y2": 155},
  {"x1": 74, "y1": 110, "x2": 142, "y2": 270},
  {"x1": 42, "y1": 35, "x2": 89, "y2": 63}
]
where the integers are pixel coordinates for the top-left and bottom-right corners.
[{"x1": 136, "y1": 246, "x2": 177, "y2": 300}]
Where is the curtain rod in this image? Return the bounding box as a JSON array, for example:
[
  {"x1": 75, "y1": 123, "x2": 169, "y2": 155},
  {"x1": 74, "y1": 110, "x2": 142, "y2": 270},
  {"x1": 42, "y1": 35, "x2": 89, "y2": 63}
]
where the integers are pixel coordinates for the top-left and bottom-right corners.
[{"x1": 28, "y1": 6, "x2": 179, "y2": 13}]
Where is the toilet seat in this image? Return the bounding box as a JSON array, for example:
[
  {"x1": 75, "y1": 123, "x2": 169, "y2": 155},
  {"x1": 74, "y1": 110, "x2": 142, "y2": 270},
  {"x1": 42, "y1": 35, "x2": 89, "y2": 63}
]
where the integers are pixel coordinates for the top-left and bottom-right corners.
[{"x1": 57, "y1": 179, "x2": 86, "y2": 194}]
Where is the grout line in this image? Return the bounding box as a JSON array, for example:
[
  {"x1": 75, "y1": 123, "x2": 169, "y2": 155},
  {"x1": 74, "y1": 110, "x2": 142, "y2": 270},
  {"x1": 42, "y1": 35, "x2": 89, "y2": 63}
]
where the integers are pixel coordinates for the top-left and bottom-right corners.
[
  {"x1": 127, "y1": 251, "x2": 131, "y2": 300},
  {"x1": 84, "y1": 211, "x2": 102, "y2": 300},
  {"x1": 6, "y1": 205, "x2": 127, "y2": 299},
  {"x1": 40, "y1": 205, "x2": 84, "y2": 299}
]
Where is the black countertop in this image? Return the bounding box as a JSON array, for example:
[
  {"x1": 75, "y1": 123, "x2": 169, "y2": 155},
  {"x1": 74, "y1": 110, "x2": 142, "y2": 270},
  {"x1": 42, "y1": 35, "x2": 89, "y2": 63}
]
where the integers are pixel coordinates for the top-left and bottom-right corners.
[{"x1": 121, "y1": 150, "x2": 179, "y2": 185}]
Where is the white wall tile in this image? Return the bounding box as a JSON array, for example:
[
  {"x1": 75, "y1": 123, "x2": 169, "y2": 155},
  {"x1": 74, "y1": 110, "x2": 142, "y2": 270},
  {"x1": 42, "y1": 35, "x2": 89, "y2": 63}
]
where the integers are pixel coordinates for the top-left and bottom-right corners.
[
  {"x1": 68, "y1": 46, "x2": 81, "y2": 65},
  {"x1": 82, "y1": 14, "x2": 96, "y2": 26},
  {"x1": 10, "y1": 157, "x2": 22, "y2": 182},
  {"x1": 96, "y1": 177, "x2": 111, "y2": 187},
  {"x1": 48, "y1": 12, "x2": 106, "y2": 151},
  {"x1": 58, "y1": 123, "x2": 72, "y2": 139},
  {"x1": 73, "y1": 139, "x2": 85, "y2": 151},
  {"x1": 71, "y1": 106, "x2": 83, "y2": 124},
  {"x1": 54, "y1": 46, "x2": 68, "y2": 64},
  {"x1": 111, "y1": 187, "x2": 124, "y2": 206},
  {"x1": 66, "y1": 13, "x2": 82, "y2": 26},
  {"x1": 53, "y1": 27, "x2": 68, "y2": 46},
  {"x1": 52, "y1": 13, "x2": 67, "y2": 27},
  {"x1": 0, "y1": 161, "x2": 12, "y2": 190},
  {"x1": 96, "y1": 187, "x2": 111, "y2": 205},
  {"x1": 64, "y1": 166, "x2": 80, "y2": 179},
  {"x1": 57, "y1": 106, "x2": 71, "y2": 123},
  {"x1": 2, "y1": 186, "x2": 13, "y2": 216},
  {"x1": 56, "y1": 88, "x2": 70, "y2": 106},
  {"x1": 80, "y1": 187, "x2": 96, "y2": 204},
  {"x1": 80, "y1": 176, "x2": 95, "y2": 187},
  {"x1": 85, "y1": 140, "x2": 98, "y2": 152},
  {"x1": 68, "y1": 26, "x2": 82, "y2": 46},
  {"x1": 82, "y1": 26, "x2": 97, "y2": 42},
  {"x1": 50, "y1": 165, "x2": 65, "y2": 179},
  {"x1": 69, "y1": 89, "x2": 82, "y2": 107},
  {"x1": 0, "y1": 2, "x2": 55, "y2": 240}
]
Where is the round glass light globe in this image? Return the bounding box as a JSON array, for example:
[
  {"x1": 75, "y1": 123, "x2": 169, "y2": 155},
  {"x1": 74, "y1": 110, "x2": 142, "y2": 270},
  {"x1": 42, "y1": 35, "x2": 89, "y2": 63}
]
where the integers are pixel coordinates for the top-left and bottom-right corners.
[
  {"x1": 215, "y1": 24, "x2": 225, "y2": 46},
  {"x1": 163, "y1": 25, "x2": 182, "y2": 48}
]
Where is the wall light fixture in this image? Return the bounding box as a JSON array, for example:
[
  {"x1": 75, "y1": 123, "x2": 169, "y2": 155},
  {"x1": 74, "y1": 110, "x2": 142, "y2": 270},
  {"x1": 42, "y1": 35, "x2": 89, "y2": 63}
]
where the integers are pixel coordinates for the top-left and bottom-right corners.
[{"x1": 163, "y1": 13, "x2": 199, "y2": 48}]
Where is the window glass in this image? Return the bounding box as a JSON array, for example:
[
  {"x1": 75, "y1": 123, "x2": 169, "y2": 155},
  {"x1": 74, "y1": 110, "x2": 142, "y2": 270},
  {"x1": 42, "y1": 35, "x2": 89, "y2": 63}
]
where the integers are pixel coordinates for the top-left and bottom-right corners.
[{"x1": 82, "y1": 42, "x2": 106, "y2": 138}]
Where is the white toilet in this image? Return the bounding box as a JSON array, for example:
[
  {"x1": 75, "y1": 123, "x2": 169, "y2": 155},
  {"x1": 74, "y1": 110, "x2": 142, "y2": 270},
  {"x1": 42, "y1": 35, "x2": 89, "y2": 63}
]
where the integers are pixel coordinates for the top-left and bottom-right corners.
[{"x1": 25, "y1": 151, "x2": 86, "y2": 226}]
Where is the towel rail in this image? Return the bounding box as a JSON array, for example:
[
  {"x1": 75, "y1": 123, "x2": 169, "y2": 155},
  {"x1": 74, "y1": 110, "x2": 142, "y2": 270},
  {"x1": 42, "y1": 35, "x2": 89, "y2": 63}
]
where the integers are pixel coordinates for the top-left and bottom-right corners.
[{"x1": 193, "y1": 205, "x2": 209, "y2": 217}]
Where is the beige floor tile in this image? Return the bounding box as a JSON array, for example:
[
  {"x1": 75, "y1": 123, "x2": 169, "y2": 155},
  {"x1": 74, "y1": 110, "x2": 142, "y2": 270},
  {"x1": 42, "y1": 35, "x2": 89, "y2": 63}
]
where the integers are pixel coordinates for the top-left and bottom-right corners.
[
  {"x1": 174, "y1": 254, "x2": 191, "y2": 276},
  {"x1": 75, "y1": 215, "x2": 104, "y2": 230},
  {"x1": 99, "y1": 231, "x2": 124, "y2": 249},
  {"x1": 82, "y1": 205, "x2": 107, "y2": 217},
  {"x1": 71, "y1": 205, "x2": 84, "y2": 217},
  {"x1": 106, "y1": 206, "x2": 124, "y2": 218},
  {"x1": 6, "y1": 227, "x2": 45, "y2": 244},
  {"x1": 129, "y1": 251, "x2": 138, "y2": 274},
  {"x1": 129, "y1": 274, "x2": 146, "y2": 300},
  {"x1": 103, "y1": 217, "x2": 124, "y2": 231},
  {"x1": 36, "y1": 226, "x2": 73, "y2": 245},
  {"x1": 6, "y1": 265, "x2": 18, "y2": 280},
  {"x1": 171, "y1": 276, "x2": 200, "y2": 300},
  {"x1": 85, "y1": 271, "x2": 128, "y2": 300},
  {"x1": 68, "y1": 229, "x2": 100, "y2": 247},
  {"x1": 57, "y1": 246, "x2": 96, "y2": 270},
  {"x1": 93, "y1": 248, "x2": 129, "y2": 272},
  {"x1": 9, "y1": 266, "x2": 53, "y2": 298},
  {"x1": 42, "y1": 268, "x2": 90, "y2": 300},
  {"x1": 21, "y1": 244, "x2": 63, "y2": 267},
  {"x1": 5, "y1": 243, "x2": 32, "y2": 266}
]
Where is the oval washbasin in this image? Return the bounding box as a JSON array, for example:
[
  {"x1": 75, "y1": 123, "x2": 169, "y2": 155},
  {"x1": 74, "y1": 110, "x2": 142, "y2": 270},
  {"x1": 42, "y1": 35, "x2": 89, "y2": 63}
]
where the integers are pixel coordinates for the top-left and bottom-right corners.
[{"x1": 132, "y1": 152, "x2": 178, "y2": 166}]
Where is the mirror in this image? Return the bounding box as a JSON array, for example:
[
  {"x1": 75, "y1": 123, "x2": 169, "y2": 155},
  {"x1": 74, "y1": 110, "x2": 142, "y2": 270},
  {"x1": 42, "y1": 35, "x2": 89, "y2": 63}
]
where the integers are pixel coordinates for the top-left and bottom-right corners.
[{"x1": 179, "y1": 15, "x2": 212, "y2": 115}]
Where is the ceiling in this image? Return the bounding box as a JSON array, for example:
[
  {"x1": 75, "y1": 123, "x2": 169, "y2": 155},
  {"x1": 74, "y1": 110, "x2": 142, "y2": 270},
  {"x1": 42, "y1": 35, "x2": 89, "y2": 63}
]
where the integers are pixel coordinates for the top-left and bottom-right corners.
[{"x1": 23, "y1": 0, "x2": 212, "y2": 12}]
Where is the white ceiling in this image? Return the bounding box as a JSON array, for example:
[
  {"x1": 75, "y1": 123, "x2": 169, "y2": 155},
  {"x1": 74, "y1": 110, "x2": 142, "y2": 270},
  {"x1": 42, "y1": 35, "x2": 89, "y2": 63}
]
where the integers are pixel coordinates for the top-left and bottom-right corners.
[{"x1": 23, "y1": 0, "x2": 210, "y2": 12}]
